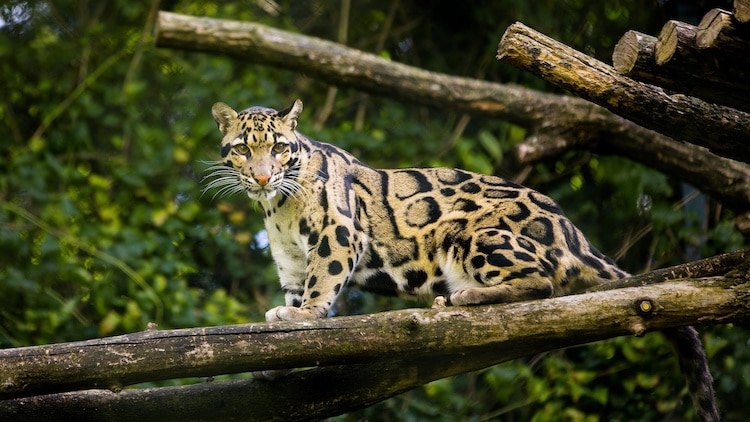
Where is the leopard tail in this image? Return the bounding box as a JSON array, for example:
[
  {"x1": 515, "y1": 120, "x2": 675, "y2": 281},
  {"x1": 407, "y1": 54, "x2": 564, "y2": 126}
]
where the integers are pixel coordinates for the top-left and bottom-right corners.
[{"x1": 663, "y1": 326, "x2": 719, "y2": 422}]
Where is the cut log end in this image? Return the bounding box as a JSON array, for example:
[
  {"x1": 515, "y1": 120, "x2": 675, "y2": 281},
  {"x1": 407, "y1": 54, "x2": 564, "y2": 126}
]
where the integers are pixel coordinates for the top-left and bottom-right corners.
[
  {"x1": 736, "y1": 0, "x2": 750, "y2": 23},
  {"x1": 655, "y1": 20, "x2": 698, "y2": 66},
  {"x1": 612, "y1": 30, "x2": 656, "y2": 74},
  {"x1": 696, "y1": 8, "x2": 734, "y2": 49}
]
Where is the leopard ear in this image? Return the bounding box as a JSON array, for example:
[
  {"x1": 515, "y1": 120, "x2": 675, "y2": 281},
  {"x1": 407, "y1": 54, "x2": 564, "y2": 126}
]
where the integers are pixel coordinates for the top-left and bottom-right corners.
[
  {"x1": 211, "y1": 102, "x2": 238, "y2": 135},
  {"x1": 277, "y1": 99, "x2": 303, "y2": 131}
]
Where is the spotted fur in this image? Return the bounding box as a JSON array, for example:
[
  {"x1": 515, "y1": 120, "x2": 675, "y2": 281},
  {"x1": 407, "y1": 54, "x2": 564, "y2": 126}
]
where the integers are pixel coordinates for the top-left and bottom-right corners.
[{"x1": 207, "y1": 100, "x2": 717, "y2": 421}]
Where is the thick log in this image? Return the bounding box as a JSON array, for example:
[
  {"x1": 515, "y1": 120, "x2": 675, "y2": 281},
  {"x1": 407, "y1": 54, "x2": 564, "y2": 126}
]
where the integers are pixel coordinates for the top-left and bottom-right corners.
[
  {"x1": 651, "y1": 14, "x2": 750, "y2": 110},
  {"x1": 1, "y1": 264, "x2": 748, "y2": 401},
  {"x1": 154, "y1": 11, "x2": 564, "y2": 126},
  {"x1": 497, "y1": 22, "x2": 750, "y2": 163},
  {"x1": 612, "y1": 30, "x2": 656, "y2": 75},
  {"x1": 2, "y1": 277, "x2": 749, "y2": 420},
  {"x1": 0, "y1": 357, "x2": 505, "y2": 422},
  {"x1": 735, "y1": 0, "x2": 750, "y2": 23},
  {"x1": 612, "y1": 25, "x2": 750, "y2": 112},
  {"x1": 655, "y1": 20, "x2": 698, "y2": 66},
  {"x1": 697, "y1": 9, "x2": 739, "y2": 48},
  {"x1": 695, "y1": 9, "x2": 750, "y2": 88}
]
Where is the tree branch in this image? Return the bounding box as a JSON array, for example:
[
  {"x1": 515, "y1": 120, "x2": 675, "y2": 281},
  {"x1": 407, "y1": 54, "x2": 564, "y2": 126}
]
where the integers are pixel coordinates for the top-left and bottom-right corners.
[
  {"x1": 497, "y1": 22, "x2": 750, "y2": 164},
  {"x1": 1, "y1": 256, "x2": 748, "y2": 401},
  {"x1": 2, "y1": 276, "x2": 749, "y2": 420},
  {"x1": 515, "y1": 118, "x2": 750, "y2": 218},
  {"x1": 153, "y1": 12, "x2": 750, "y2": 217}
]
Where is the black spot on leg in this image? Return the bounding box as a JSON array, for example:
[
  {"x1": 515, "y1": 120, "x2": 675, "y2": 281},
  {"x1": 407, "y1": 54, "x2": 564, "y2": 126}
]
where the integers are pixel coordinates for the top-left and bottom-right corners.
[
  {"x1": 335, "y1": 226, "x2": 351, "y2": 247},
  {"x1": 307, "y1": 275, "x2": 318, "y2": 289},
  {"x1": 318, "y1": 236, "x2": 331, "y2": 257},
  {"x1": 308, "y1": 231, "x2": 319, "y2": 247},
  {"x1": 486, "y1": 270, "x2": 501, "y2": 279},
  {"x1": 328, "y1": 260, "x2": 344, "y2": 275},
  {"x1": 432, "y1": 279, "x2": 450, "y2": 296}
]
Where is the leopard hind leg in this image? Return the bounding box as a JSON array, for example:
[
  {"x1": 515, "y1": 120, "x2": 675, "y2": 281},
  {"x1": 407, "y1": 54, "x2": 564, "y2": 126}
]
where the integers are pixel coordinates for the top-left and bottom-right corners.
[
  {"x1": 446, "y1": 229, "x2": 557, "y2": 305},
  {"x1": 449, "y1": 273, "x2": 554, "y2": 305}
]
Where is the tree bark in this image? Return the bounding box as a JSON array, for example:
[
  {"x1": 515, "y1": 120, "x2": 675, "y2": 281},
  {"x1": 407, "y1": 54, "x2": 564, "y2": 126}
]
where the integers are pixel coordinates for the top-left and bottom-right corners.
[
  {"x1": 497, "y1": 22, "x2": 750, "y2": 164},
  {"x1": 612, "y1": 26, "x2": 750, "y2": 113},
  {"x1": 612, "y1": 30, "x2": 656, "y2": 75},
  {"x1": 1, "y1": 274, "x2": 748, "y2": 420},
  {"x1": 655, "y1": 20, "x2": 698, "y2": 66},
  {"x1": 737, "y1": 0, "x2": 750, "y2": 23}
]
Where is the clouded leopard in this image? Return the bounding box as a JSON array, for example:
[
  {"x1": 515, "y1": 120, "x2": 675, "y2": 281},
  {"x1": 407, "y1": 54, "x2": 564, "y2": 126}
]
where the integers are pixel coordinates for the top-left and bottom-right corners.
[{"x1": 207, "y1": 99, "x2": 718, "y2": 421}]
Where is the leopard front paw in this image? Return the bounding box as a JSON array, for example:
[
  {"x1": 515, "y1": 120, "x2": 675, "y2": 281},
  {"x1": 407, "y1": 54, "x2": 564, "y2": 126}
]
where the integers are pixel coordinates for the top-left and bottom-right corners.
[{"x1": 265, "y1": 306, "x2": 320, "y2": 322}]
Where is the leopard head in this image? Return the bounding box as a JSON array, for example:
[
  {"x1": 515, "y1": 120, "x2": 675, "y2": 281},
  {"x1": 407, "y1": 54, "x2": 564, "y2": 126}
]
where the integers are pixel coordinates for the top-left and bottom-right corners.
[{"x1": 206, "y1": 100, "x2": 305, "y2": 202}]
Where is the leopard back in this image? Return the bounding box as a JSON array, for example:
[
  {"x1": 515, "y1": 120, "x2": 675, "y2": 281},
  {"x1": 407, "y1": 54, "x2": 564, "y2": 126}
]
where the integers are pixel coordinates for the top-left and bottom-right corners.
[{"x1": 208, "y1": 99, "x2": 627, "y2": 319}]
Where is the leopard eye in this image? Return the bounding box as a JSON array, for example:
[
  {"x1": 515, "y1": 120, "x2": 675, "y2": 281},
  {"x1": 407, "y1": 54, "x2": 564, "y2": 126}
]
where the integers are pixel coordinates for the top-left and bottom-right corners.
[
  {"x1": 271, "y1": 143, "x2": 286, "y2": 154},
  {"x1": 234, "y1": 144, "x2": 249, "y2": 155}
]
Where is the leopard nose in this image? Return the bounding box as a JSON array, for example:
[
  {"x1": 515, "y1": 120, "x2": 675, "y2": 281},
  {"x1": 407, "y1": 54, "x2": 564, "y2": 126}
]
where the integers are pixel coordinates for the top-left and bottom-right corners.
[{"x1": 254, "y1": 174, "x2": 271, "y2": 186}]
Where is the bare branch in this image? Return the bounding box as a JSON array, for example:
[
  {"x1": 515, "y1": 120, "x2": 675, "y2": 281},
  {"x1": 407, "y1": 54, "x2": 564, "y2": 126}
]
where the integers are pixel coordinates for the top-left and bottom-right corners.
[{"x1": 2, "y1": 265, "x2": 748, "y2": 405}]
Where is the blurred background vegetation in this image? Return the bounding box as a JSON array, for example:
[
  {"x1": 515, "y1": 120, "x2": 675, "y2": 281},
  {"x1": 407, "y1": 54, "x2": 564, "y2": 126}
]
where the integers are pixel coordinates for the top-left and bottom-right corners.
[{"x1": 1, "y1": 0, "x2": 747, "y2": 420}]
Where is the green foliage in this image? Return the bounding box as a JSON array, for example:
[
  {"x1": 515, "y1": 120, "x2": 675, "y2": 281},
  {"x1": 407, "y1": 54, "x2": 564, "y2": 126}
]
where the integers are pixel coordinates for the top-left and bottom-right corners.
[{"x1": 0, "y1": 0, "x2": 747, "y2": 420}]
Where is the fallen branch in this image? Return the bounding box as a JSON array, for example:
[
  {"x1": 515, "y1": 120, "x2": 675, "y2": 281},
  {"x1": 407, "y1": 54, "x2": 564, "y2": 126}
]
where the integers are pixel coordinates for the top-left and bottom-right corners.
[
  {"x1": 2, "y1": 277, "x2": 748, "y2": 420},
  {"x1": 497, "y1": 22, "x2": 750, "y2": 163}
]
